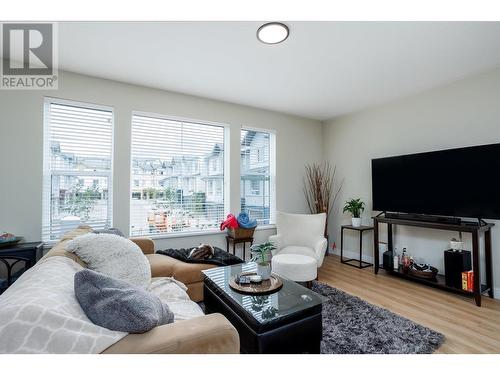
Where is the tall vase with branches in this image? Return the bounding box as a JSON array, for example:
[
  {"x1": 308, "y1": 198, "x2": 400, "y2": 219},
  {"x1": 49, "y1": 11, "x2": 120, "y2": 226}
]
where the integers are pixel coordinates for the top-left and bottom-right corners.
[{"x1": 303, "y1": 161, "x2": 343, "y2": 238}]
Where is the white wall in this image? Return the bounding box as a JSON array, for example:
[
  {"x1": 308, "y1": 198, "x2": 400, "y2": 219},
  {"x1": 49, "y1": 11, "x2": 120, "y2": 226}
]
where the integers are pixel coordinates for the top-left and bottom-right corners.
[
  {"x1": 3, "y1": 62, "x2": 499, "y2": 289},
  {"x1": 323, "y1": 65, "x2": 500, "y2": 296},
  {"x1": 0, "y1": 70, "x2": 323, "y2": 255}
]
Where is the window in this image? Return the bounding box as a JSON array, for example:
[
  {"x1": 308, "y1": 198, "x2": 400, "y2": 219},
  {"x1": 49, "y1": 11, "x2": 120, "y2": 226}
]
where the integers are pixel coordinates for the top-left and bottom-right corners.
[
  {"x1": 251, "y1": 180, "x2": 261, "y2": 195},
  {"x1": 42, "y1": 99, "x2": 113, "y2": 241},
  {"x1": 131, "y1": 113, "x2": 226, "y2": 236},
  {"x1": 256, "y1": 147, "x2": 265, "y2": 163},
  {"x1": 240, "y1": 129, "x2": 276, "y2": 225}
]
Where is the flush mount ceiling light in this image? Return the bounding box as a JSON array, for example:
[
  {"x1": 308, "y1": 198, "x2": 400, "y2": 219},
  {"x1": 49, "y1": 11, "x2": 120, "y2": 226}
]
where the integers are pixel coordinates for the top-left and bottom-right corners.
[{"x1": 257, "y1": 22, "x2": 289, "y2": 44}]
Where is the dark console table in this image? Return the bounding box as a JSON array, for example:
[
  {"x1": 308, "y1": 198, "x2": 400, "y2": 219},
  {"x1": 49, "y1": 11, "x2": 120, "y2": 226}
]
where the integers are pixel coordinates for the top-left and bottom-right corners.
[{"x1": 373, "y1": 214, "x2": 494, "y2": 307}]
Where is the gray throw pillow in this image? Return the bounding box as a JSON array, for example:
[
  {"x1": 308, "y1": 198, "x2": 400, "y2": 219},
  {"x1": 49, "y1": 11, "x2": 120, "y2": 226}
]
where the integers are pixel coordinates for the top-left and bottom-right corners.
[{"x1": 74, "y1": 269, "x2": 174, "y2": 333}]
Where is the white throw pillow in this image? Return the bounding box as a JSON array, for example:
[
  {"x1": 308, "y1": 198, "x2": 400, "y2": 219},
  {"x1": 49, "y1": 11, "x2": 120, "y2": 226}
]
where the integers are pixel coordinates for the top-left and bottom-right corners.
[{"x1": 66, "y1": 233, "x2": 151, "y2": 289}]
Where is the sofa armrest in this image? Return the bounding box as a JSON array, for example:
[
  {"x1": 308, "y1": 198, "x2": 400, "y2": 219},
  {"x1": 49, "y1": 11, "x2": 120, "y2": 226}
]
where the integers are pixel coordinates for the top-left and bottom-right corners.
[
  {"x1": 101, "y1": 313, "x2": 239, "y2": 354},
  {"x1": 314, "y1": 237, "x2": 328, "y2": 267},
  {"x1": 130, "y1": 237, "x2": 155, "y2": 255}
]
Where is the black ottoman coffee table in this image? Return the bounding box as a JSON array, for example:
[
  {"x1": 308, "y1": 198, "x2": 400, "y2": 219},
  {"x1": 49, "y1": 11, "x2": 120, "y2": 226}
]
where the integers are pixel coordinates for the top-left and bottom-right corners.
[{"x1": 202, "y1": 263, "x2": 326, "y2": 354}]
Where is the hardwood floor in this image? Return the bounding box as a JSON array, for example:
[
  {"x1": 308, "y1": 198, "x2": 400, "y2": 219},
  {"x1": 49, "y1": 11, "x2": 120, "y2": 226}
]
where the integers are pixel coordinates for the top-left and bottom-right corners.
[{"x1": 318, "y1": 255, "x2": 500, "y2": 353}]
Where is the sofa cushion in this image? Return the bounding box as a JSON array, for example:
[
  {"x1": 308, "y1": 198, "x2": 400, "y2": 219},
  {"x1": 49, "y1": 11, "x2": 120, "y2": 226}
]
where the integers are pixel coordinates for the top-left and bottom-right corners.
[
  {"x1": 101, "y1": 313, "x2": 239, "y2": 354},
  {"x1": 67, "y1": 233, "x2": 151, "y2": 289},
  {"x1": 271, "y1": 253, "x2": 317, "y2": 282},
  {"x1": 277, "y1": 245, "x2": 318, "y2": 260},
  {"x1": 147, "y1": 253, "x2": 217, "y2": 285},
  {"x1": 149, "y1": 277, "x2": 204, "y2": 321},
  {"x1": 75, "y1": 269, "x2": 174, "y2": 333}
]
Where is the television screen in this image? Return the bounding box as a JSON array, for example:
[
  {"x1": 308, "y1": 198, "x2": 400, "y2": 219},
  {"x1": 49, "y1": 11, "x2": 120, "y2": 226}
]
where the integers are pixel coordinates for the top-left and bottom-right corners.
[{"x1": 371, "y1": 143, "x2": 500, "y2": 220}]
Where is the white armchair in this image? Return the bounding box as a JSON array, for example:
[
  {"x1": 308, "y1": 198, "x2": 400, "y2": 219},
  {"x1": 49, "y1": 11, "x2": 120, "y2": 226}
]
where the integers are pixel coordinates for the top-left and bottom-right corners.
[{"x1": 269, "y1": 212, "x2": 328, "y2": 268}]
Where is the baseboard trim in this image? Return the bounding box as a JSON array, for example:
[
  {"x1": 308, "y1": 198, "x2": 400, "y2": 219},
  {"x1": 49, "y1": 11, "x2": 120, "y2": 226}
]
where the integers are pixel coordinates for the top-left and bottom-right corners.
[{"x1": 494, "y1": 288, "x2": 500, "y2": 301}]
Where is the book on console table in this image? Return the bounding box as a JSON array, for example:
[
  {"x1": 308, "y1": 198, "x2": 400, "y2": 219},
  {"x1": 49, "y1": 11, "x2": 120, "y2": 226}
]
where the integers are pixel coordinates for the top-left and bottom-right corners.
[{"x1": 462, "y1": 271, "x2": 474, "y2": 292}]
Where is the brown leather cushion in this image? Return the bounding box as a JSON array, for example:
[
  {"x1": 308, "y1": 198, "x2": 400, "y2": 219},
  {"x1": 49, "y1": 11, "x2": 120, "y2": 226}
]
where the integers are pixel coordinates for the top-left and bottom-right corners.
[
  {"x1": 101, "y1": 313, "x2": 240, "y2": 354},
  {"x1": 147, "y1": 253, "x2": 217, "y2": 285}
]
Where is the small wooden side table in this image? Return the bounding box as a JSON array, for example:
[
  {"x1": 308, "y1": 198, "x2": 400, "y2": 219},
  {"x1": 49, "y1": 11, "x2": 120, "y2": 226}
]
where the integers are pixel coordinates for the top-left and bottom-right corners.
[
  {"x1": 0, "y1": 242, "x2": 43, "y2": 292},
  {"x1": 340, "y1": 225, "x2": 373, "y2": 269},
  {"x1": 226, "y1": 236, "x2": 253, "y2": 261}
]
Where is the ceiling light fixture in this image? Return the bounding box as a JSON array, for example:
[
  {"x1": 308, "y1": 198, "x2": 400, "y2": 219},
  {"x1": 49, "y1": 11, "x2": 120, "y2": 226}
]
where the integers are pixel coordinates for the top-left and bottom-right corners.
[{"x1": 257, "y1": 22, "x2": 289, "y2": 44}]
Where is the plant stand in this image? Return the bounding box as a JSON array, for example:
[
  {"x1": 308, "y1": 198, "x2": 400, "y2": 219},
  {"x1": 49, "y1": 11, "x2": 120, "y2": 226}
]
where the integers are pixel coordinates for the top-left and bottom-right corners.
[
  {"x1": 340, "y1": 225, "x2": 374, "y2": 269},
  {"x1": 226, "y1": 235, "x2": 253, "y2": 261}
]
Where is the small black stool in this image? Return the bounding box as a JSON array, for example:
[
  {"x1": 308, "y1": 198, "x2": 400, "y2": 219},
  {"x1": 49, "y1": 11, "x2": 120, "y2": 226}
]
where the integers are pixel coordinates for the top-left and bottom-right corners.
[
  {"x1": 340, "y1": 225, "x2": 374, "y2": 269},
  {"x1": 226, "y1": 236, "x2": 253, "y2": 261}
]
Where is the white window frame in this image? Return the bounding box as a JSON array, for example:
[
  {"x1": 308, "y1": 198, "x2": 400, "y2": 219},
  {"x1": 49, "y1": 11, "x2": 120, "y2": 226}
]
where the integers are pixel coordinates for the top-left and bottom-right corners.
[
  {"x1": 130, "y1": 111, "x2": 230, "y2": 238},
  {"x1": 42, "y1": 97, "x2": 114, "y2": 242},
  {"x1": 240, "y1": 126, "x2": 276, "y2": 226}
]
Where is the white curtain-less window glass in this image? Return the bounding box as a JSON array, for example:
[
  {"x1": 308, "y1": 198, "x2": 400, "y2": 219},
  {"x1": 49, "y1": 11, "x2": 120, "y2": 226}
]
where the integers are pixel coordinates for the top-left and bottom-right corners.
[
  {"x1": 131, "y1": 114, "x2": 226, "y2": 236},
  {"x1": 240, "y1": 129, "x2": 275, "y2": 225},
  {"x1": 42, "y1": 100, "x2": 113, "y2": 241}
]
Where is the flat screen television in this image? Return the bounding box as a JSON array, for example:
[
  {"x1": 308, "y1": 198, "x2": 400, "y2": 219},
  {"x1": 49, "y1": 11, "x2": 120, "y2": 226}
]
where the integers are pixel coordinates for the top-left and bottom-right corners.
[{"x1": 371, "y1": 143, "x2": 500, "y2": 220}]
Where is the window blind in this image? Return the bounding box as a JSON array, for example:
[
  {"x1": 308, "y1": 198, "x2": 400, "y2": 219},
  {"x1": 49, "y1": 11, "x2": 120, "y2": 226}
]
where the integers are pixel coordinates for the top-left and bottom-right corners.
[
  {"x1": 130, "y1": 113, "x2": 226, "y2": 236},
  {"x1": 240, "y1": 129, "x2": 275, "y2": 225},
  {"x1": 42, "y1": 99, "x2": 113, "y2": 241}
]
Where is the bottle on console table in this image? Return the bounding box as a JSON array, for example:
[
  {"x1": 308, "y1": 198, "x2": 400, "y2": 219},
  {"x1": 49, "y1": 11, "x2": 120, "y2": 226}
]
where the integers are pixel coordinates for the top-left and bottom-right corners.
[
  {"x1": 393, "y1": 247, "x2": 399, "y2": 270},
  {"x1": 401, "y1": 248, "x2": 411, "y2": 272}
]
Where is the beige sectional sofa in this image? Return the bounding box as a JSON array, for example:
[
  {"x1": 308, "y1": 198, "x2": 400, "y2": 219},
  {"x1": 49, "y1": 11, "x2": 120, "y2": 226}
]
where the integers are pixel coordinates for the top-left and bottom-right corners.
[{"x1": 41, "y1": 227, "x2": 239, "y2": 354}]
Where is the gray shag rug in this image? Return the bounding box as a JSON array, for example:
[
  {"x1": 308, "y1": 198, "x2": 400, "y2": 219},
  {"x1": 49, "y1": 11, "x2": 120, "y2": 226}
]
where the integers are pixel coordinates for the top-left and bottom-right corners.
[{"x1": 312, "y1": 281, "x2": 444, "y2": 354}]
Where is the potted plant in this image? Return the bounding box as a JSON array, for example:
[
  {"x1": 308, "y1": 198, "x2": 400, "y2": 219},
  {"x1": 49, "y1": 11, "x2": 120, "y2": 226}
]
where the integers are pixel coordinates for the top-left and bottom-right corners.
[
  {"x1": 343, "y1": 198, "x2": 365, "y2": 227},
  {"x1": 250, "y1": 241, "x2": 276, "y2": 280}
]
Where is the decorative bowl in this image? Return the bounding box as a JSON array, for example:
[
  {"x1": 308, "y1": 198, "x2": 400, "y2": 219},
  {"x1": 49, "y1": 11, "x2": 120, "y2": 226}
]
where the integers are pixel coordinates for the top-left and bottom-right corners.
[
  {"x1": 0, "y1": 235, "x2": 22, "y2": 247},
  {"x1": 408, "y1": 265, "x2": 438, "y2": 280}
]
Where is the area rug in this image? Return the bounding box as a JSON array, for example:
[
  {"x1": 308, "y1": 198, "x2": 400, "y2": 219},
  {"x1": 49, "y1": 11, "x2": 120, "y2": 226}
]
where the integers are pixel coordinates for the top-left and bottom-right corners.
[{"x1": 312, "y1": 281, "x2": 444, "y2": 354}]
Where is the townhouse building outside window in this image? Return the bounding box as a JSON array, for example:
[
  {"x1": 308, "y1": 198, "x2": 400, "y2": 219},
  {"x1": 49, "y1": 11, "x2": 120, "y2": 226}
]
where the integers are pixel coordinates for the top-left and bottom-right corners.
[
  {"x1": 130, "y1": 113, "x2": 227, "y2": 236},
  {"x1": 240, "y1": 128, "x2": 276, "y2": 225},
  {"x1": 42, "y1": 98, "x2": 114, "y2": 241}
]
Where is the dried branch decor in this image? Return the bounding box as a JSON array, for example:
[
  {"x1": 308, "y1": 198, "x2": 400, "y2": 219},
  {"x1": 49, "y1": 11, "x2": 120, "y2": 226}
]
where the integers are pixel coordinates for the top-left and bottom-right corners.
[{"x1": 303, "y1": 162, "x2": 343, "y2": 237}]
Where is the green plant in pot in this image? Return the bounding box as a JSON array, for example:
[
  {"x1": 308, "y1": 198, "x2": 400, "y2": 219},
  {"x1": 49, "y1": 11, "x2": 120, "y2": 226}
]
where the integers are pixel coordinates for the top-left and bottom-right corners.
[
  {"x1": 250, "y1": 241, "x2": 276, "y2": 280},
  {"x1": 343, "y1": 198, "x2": 365, "y2": 227}
]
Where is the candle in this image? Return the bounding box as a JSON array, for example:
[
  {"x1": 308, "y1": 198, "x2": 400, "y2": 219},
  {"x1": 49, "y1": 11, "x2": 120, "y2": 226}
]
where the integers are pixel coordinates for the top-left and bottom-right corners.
[{"x1": 250, "y1": 275, "x2": 262, "y2": 283}]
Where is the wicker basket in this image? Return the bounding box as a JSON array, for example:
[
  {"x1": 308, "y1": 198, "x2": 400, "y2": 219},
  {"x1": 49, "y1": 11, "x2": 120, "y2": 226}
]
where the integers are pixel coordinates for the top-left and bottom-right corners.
[{"x1": 227, "y1": 226, "x2": 256, "y2": 239}]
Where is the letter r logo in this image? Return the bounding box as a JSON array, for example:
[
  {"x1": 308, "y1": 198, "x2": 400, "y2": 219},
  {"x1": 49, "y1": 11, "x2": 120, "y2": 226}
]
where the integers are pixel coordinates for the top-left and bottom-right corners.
[{"x1": 2, "y1": 23, "x2": 53, "y2": 75}]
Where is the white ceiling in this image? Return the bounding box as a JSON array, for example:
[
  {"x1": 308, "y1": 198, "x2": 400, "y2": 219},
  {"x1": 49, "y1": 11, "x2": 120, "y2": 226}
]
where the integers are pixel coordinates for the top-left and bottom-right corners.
[{"x1": 57, "y1": 22, "x2": 500, "y2": 120}]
